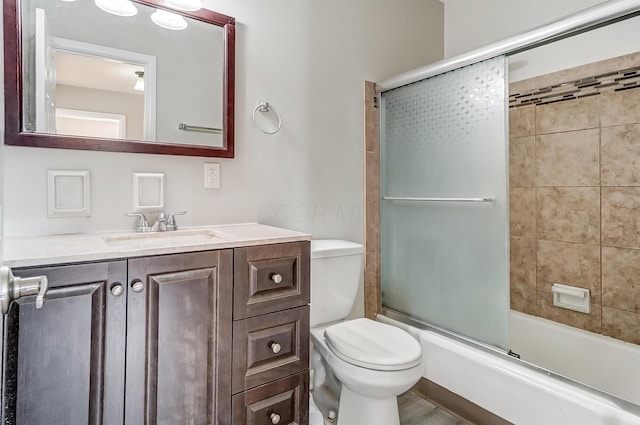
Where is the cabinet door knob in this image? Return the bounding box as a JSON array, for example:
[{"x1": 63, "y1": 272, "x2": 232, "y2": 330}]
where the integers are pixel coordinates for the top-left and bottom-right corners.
[
  {"x1": 270, "y1": 412, "x2": 281, "y2": 424},
  {"x1": 131, "y1": 280, "x2": 144, "y2": 293},
  {"x1": 269, "y1": 341, "x2": 282, "y2": 354},
  {"x1": 111, "y1": 283, "x2": 124, "y2": 297},
  {"x1": 270, "y1": 273, "x2": 283, "y2": 284}
]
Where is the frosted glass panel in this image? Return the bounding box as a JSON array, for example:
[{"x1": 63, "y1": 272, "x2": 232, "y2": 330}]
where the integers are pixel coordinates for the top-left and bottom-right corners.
[{"x1": 380, "y1": 56, "x2": 509, "y2": 349}]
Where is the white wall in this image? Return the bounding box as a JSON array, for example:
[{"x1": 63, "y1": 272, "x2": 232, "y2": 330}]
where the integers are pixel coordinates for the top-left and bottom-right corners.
[
  {"x1": 509, "y1": 14, "x2": 640, "y2": 82},
  {"x1": 443, "y1": 0, "x2": 606, "y2": 57},
  {"x1": 3, "y1": 0, "x2": 443, "y2": 239},
  {"x1": 444, "y1": 0, "x2": 640, "y2": 90},
  {"x1": 444, "y1": 0, "x2": 640, "y2": 85}
]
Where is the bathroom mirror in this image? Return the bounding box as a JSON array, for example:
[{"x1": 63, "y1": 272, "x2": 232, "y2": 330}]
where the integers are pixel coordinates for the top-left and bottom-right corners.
[{"x1": 3, "y1": 0, "x2": 235, "y2": 157}]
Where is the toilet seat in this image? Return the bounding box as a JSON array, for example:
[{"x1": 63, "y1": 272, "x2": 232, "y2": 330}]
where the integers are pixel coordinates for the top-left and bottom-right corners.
[{"x1": 324, "y1": 318, "x2": 422, "y2": 371}]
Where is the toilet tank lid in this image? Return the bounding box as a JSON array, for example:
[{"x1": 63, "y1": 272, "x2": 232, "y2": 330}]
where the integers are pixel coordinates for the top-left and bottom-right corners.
[{"x1": 311, "y1": 239, "x2": 363, "y2": 259}]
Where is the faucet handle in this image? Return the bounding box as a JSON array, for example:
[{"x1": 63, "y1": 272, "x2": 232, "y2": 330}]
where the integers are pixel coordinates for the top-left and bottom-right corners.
[
  {"x1": 166, "y1": 211, "x2": 186, "y2": 231},
  {"x1": 126, "y1": 212, "x2": 152, "y2": 232}
]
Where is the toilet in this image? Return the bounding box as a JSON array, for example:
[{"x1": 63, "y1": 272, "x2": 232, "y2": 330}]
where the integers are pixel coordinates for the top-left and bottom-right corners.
[{"x1": 309, "y1": 240, "x2": 423, "y2": 425}]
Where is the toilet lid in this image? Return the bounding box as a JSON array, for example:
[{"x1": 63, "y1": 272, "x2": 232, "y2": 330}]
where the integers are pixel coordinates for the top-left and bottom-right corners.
[{"x1": 324, "y1": 318, "x2": 422, "y2": 371}]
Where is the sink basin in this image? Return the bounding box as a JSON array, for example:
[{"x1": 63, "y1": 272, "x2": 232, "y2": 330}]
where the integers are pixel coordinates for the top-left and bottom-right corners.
[{"x1": 103, "y1": 229, "x2": 219, "y2": 248}]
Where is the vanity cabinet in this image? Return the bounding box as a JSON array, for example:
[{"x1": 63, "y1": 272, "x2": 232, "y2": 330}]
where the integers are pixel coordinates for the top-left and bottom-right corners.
[{"x1": 1, "y1": 240, "x2": 309, "y2": 425}]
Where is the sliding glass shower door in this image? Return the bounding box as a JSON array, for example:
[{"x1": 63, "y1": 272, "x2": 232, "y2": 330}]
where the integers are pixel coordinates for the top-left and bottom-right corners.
[{"x1": 380, "y1": 56, "x2": 509, "y2": 349}]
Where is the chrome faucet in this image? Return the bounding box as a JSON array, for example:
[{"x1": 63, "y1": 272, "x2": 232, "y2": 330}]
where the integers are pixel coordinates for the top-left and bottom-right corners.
[
  {"x1": 152, "y1": 211, "x2": 167, "y2": 232},
  {"x1": 127, "y1": 211, "x2": 187, "y2": 232}
]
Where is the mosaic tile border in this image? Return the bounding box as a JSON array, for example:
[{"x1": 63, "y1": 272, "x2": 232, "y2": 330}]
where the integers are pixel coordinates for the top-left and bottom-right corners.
[{"x1": 509, "y1": 65, "x2": 640, "y2": 108}]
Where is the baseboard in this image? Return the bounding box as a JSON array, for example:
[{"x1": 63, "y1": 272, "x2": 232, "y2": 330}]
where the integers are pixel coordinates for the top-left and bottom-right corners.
[{"x1": 412, "y1": 378, "x2": 513, "y2": 425}]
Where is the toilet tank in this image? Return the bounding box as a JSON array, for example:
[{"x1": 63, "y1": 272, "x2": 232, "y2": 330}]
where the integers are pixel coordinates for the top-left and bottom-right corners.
[{"x1": 310, "y1": 239, "x2": 364, "y2": 327}]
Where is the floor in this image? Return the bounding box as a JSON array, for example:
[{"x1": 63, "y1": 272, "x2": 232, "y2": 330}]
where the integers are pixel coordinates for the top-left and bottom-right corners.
[{"x1": 399, "y1": 391, "x2": 469, "y2": 425}]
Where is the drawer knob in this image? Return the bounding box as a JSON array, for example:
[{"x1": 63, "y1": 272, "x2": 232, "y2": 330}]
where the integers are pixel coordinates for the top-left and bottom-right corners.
[
  {"x1": 111, "y1": 283, "x2": 124, "y2": 297},
  {"x1": 270, "y1": 273, "x2": 283, "y2": 284},
  {"x1": 270, "y1": 342, "x2": 282, "y2": 354},
  {"x1": 131, "y1": 280, "x2": 144, "y2": 293},
  {"x1": 270, "y1": 412, "x2": 281, "y2": 424}
]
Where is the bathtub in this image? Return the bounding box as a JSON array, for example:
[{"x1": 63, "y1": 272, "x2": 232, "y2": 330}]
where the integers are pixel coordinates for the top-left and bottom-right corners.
[
  {"x1": 379, "y1": 310, "x2": 640, "y2": 425},
  {"x1": 509, "y1": 310, "x2": 640, "y2": 406}
]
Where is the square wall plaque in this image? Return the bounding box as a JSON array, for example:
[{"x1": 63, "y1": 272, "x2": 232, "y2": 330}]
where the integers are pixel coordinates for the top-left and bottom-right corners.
[
  {"x1": 133, "y1": 173, "x2": 164, "y2": 212},
  {"x1": 47, "y1": 170, "x2": 91, "y2": 217}
]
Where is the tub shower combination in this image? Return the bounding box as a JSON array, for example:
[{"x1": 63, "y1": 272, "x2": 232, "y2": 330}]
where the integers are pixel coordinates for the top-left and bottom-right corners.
[{"x1": 373, "y1": 0, "x2": 640, "y2": 423}]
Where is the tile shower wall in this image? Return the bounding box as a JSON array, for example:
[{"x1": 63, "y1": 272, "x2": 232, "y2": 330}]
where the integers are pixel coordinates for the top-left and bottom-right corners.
[
  {"x1": 364, "y1": 81, "x2": 381, "y2": 319},
  {"x1": 509, "y1": 52, "x2": 640, "y2": 345}
]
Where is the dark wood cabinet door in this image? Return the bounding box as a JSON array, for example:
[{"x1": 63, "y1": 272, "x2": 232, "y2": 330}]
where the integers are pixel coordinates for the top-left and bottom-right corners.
[
  {"x1": 126, "y1": 250, "x2": 233, "y2": 425},
  {"x1": 1, "y1": 261, "x2": 127, "y2": 425}
]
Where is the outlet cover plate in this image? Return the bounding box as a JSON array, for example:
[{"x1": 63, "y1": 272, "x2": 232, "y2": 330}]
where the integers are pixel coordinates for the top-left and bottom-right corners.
[{"x1": 204, "y1": 163, "x2": 220, "y2": 189}]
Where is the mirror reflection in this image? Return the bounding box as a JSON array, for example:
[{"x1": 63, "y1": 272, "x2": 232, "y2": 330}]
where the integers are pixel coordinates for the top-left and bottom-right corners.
[{"x1": 20, "y1": 0, "x2": 225, "y2": 147}]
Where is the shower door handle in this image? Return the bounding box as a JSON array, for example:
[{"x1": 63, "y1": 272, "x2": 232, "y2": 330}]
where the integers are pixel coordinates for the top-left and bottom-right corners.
[{"x1": 0, "y1": 266, "x2": 49, "y2": 314}]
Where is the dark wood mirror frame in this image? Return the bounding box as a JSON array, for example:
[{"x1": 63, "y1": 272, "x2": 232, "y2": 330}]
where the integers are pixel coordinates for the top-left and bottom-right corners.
[{"x1": 3, "y1": 0, "x2": 235, "y2": 157}]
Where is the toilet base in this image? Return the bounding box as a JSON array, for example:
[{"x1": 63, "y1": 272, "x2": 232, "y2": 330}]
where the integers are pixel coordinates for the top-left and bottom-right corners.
[{"x1": 337, "y1": 386, "x2": 400, "y2": 425}]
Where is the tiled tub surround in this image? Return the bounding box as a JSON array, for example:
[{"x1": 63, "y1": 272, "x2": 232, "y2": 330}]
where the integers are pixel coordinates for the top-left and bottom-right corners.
[{"x1": 509, "y1": 52, "x2": 640, "y2": 345}]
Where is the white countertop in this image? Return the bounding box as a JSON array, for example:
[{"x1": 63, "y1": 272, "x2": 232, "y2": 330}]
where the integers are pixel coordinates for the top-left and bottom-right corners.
[{"x1": 3, "y1": 223, "x2": 311, "y2": 268}]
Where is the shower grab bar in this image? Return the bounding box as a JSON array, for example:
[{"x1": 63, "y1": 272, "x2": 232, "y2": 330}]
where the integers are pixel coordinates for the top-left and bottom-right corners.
[
  {"x1": 383, "y1": 196, "x2": 494, "y2": 202},
  {"x1": 178, "y1": 123, "x2": 223, "y2": 134}
]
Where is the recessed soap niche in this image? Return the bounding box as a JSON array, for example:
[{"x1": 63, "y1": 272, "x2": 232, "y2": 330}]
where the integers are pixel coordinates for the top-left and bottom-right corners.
[
  {"x1": 552, "y1": 283, "x2": 590, "y2": 314},
  {"x1": 133, "y1": 172, "x2": 164, "y2": 213},
  {"x1": 47, "y1": 170, "x2": 91, "y2": 218}
]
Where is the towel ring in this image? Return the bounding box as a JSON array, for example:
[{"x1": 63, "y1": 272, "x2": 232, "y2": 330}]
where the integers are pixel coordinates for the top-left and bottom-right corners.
[{"x1": 252, "y1": 102, "x2": 282, "y2": 135}]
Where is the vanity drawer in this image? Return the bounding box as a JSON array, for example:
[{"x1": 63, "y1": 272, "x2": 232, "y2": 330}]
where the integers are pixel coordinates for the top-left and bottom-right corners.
[
  {"x1": 231, "y1": 372, "x2": 309, "y2": 425},
  {"x1": 232, "y1": 306, "x2": 309, "y2": 394},
  {"x1": 234, "y1": 242, "x2": 310, "y2": 319}
]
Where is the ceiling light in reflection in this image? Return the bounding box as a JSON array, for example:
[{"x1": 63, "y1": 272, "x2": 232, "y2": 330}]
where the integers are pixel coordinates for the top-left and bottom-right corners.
[
  {"x1": 151, "y1": 10, "x2": 188, "y2": 31},
  {"x1": 94, "y1": 0, "x2": 138, "y2": 17},
  {"x1": 166, "y1": 0, "x2": 202, "y2": 11},
  {"x1": 133, "y1": 71, "x2": 145, "y2": 91}
]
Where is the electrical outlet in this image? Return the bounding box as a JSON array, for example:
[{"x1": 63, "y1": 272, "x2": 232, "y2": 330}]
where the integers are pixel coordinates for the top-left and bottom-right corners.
[{"x1": 204, "y1": 163, "x2": 220, "y2": 189}]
